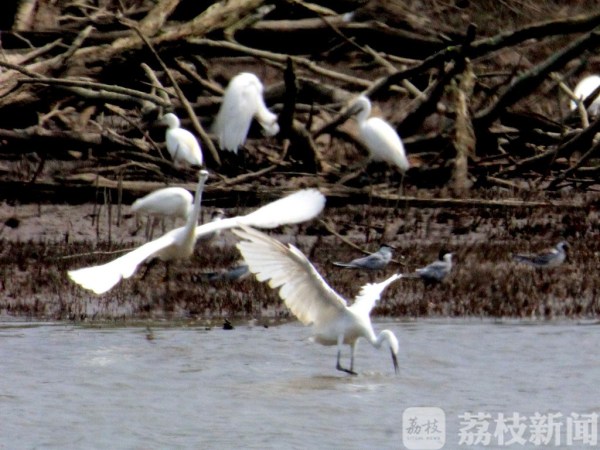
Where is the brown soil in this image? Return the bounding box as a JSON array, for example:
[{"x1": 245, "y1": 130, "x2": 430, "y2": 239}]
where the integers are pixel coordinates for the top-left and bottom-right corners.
[{"x1": 1, "y1": 191, "x2": 598, "y2": 321}]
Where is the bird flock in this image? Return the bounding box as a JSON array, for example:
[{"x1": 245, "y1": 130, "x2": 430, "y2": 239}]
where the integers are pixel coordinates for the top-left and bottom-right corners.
[{"x1": 66, "y1": 70, "x2": 581, "y2": 375}]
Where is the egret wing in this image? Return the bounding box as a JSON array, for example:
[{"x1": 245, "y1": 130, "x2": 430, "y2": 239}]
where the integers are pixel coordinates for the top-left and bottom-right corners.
[
  {"x1": 67, "y1": 232, "x2": 177, "y2": 295},
  {"x1": 234, "y1": 226, "x2": 347, "y2": 326},
  {"x1": 193, "y1": 189, "x2": 326, "y2": 239},
  {"x1": 349, "y1": 273, "x2": 401, "y2": 317},
  {"x1": 237, "y1": 189, "x2": 325, "y2": 229}
]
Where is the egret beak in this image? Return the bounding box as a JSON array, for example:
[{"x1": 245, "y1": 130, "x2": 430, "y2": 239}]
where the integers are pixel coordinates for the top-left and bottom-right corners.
[
  {"x1": 348, "y1": 102, "x2": 362, "y2": 117},
  {"x1": 391, "y1": 350, "x2": 399, "y2": 375}
]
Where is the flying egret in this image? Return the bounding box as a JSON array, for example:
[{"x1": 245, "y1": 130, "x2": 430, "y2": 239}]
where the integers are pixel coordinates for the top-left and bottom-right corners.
[
  {"x1": 333, "y1": 244, "x2": 394, "y2": 270},
  {"x1": 350, "y1": 95, "x2": 410, "y2": 174},
  {"x1": 234, "y1": 226, "x2": 401, "y2": 375},
  {"x1": 68, "y1": 188, "x2": 326, "y2": 295},
  {"x1": 570, "y1": 75, "x2": 600, "y2": 116},
  {"x1": 513, "y1": 241, "x2": 568, "y2": 268},
  {"x1": 131, "y1": 187, "x2": 193, "y2": 240},
  {"x1": 160, "y1": 113, "x2": 204, "y2": 166},
  {"x1": 212, "y1": 72, "x2": 280, "y2": 153}
]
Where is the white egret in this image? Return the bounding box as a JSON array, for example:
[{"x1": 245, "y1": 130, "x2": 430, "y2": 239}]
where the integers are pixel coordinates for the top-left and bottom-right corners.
[
  {"x1": 131, "y1": 187, "x2": 193, "y2": 240},
  {"x1": 68, "y1": 188, "x2": 326, "y2": 295},
  {"x1": 513, "y1": 241, "x2": 568, "y2": 268},
  {"x1": 350, "y1": 95, "x2": 410, "y2": 174},
  {"x1": 160, "y1": 113, "x2": 203, "y2": 166},
  {"x1": 333, "y1": 244, "x2": 394, "y2": 270},
  {"x1": 570, "y1": 75, "x2": 600, "y2": 116},
  {"x1": 234, "y1": 226, "x2": 401, "y2": 375},
  {"x1": 212, "y1": 72, "x2": 280, "y2": 153}
]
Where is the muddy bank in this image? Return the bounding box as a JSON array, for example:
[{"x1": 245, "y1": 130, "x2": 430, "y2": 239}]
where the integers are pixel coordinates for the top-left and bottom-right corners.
[{"x1": 1, "y1": 190, "x2": 598, "y2": 321}]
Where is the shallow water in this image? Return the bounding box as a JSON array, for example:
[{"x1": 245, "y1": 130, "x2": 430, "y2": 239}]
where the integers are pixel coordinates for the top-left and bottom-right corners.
[{"x1": 0, "y1": 319, "x2": 598, "y2": 449}]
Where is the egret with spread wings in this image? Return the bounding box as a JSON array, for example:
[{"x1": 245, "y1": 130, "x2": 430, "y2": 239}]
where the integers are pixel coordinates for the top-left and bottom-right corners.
[{"x1": 235, "y1": 226, "x2": 401, "y2": 375}]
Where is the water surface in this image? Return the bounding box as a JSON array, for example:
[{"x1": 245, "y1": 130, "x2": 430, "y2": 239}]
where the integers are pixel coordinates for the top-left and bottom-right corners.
[{"x1": 0, "y1": 319, "x2": 597, "y2": 449}]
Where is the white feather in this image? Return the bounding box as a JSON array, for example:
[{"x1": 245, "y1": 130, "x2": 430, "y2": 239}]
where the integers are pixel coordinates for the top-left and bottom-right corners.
[
  {"x1": 352, "y1": 95, "x2": 410, "y2": 173},
  {"x1": 571, "y1": 75, "x2": 600, "y2": 115},
  {"x1": 161, "y1": 113, "x2": 203, "y2": 166},
  {"x1": 212, "y1": 72, "x2": 279, "y2": 153},
  {"x1": 234, "y1": 225, "x2": 402, "y2": 374},
  {"x1": 235, "y1": 226, "x2": 346, "y2": 326},
  {"x1": 131, "y1": 187, "x2": 192, "y2": 221},
  {"x1": 68, "y1": 188, "x2": 325, "y2": 295}
]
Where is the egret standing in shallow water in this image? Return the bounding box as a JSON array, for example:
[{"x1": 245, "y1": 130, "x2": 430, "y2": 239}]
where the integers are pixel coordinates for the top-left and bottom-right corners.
[
  {"x1": 160, "y1": 113, "x2": 203, "y2": 167},
  {"x1": 350, "y1": 95, "x2": 410, "y2": 174},
  {"x1": 570, "y1": 75, "x2": 600, "y2": 116},
  {"x1": 212, "y1": 72, "x2": 280, "y2": 153},
  {"x1": 234, "y1": 226, "x2": 401, "y2": 375},
  {"x1": 68, "y1": 188, "x2": 326, "y2": 294},
  {"x1": 131, "y1": 187, "x2": 193, "y2": 240}
]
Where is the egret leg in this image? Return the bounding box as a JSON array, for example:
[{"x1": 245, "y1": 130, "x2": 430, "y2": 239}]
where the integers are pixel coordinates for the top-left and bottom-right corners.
[
  {"x1": 143, "y1": 217, "x2": 151, "y2": 240},
  {"x1": 150, "y1": 217, "x2": 161, "y2": 241},
  {"x1": 335, "y1": 336, "x2": 357, "y2": 375},
  {"x1": 140, "y1": 257, "x2": 159, "y2": 280},
  {"x1": 349, "y1": 342, "x2": 357, "y2": 373}
]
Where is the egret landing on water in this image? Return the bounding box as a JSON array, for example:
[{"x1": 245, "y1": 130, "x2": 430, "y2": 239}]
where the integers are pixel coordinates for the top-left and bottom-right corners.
[
  {"x1": 68, "y1": 187, "x2": 326, "y2": 295},
  {"x1": 160, "y1": 113, "x2": 203, "y2": 167},
  {"x1": 234, "y1": 226, "x2": 401, "y2": 375},
  {"x1": 333, "y1": 244, "x2": 394, "y2": 270},
  {"x1": 570, "y1": 75, "x2": 600, "y2": 116},
  {"x1": 212, "y1": 72, "x2": 280, "y2": 153},
  {"x1": 131, "y1": 187, "x2": 193, "y2": 240}
]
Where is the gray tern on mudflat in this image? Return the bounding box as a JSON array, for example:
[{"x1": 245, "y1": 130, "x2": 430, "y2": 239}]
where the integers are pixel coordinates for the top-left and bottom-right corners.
[
  {"x1": 332, "y1": 244, "x2": 394, "y2": 270},
  {"x1": 513, "y1": 241, "x2": 568, "y2": 268},
  {"x1": 413, "y1": 251, "x2": 453, "y2": 284}
]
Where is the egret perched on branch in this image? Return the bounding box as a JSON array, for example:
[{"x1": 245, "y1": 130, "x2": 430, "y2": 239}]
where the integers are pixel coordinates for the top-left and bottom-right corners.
[
  {"x1": 513, "y1": 241, "x2": 568, "y2": 269},
  {"x1": 570, "y1": 75, "x2": 600, "y2": 116},
  {"x1": 212, "y1": 72, "x2": 280, "y2": 153},
  {"x1": 160, "y1": 113, "x2": 203, "y2": 166},
  {"x1": 350, "y1": 95, "x2": 410, "y2": 174},
  {"x1": 234, "y1": 226, "x2": 401, "y2": 375},
  {"x1": 333, "y1": 244, "x2": 394, "y2": 270},
  {"x1": 131, "y1": 187, "x2": 193, "y2": 240},
  {"x1": 68, "y1": 188, "x2": 326, "y2": 295}
]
